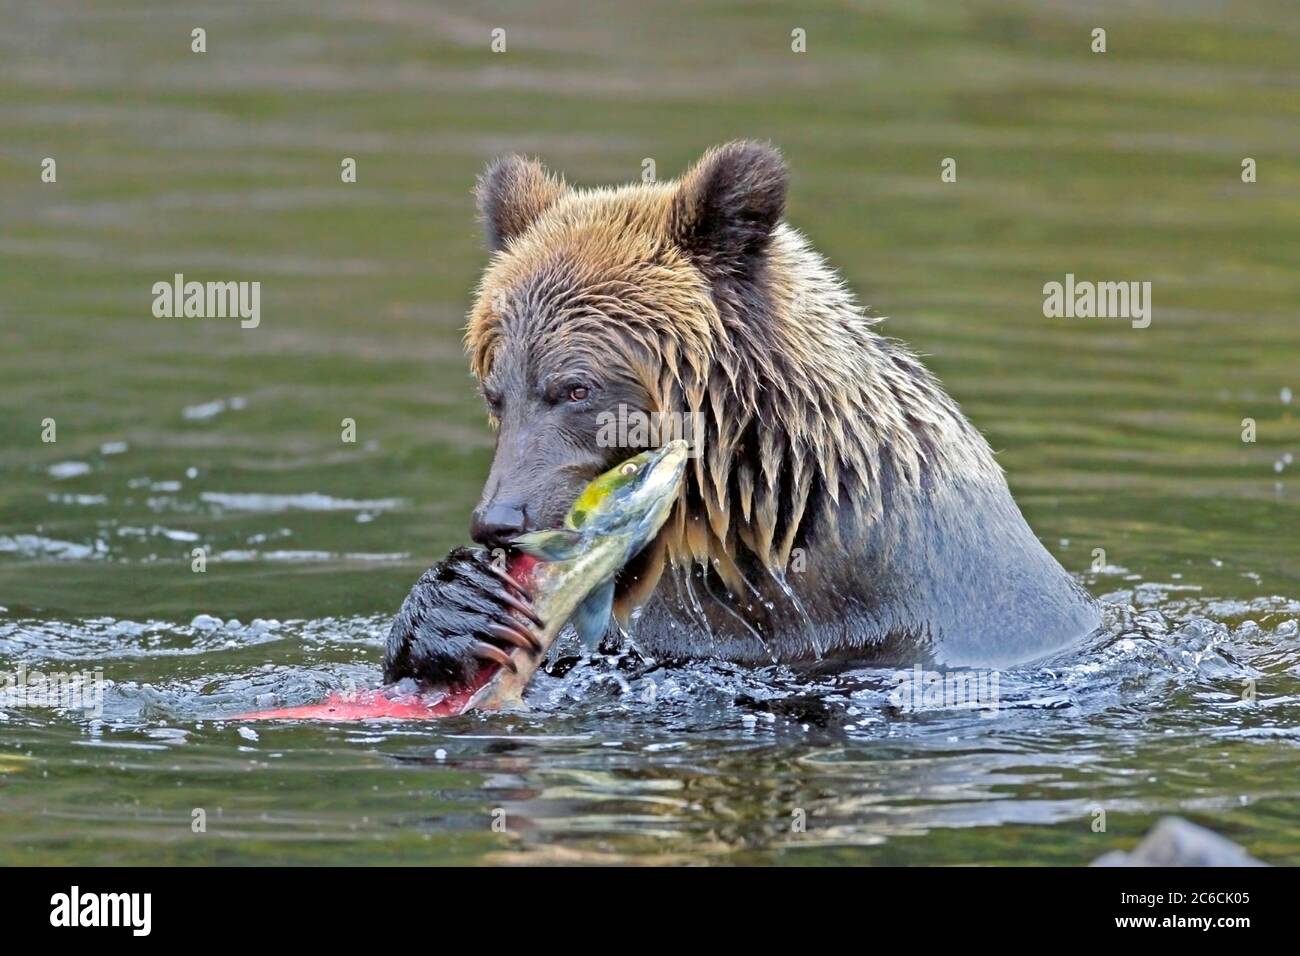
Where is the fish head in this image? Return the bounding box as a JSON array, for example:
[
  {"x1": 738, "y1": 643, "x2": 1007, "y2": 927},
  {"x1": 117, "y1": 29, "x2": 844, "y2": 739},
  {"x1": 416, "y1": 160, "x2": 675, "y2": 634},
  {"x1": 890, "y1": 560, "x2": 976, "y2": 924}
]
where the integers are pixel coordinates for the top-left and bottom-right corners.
[
  {"x1": 513, "y1": 440, "x2": 688, "y2": 562},
  {"x1": 569, "y1": 439, "x2": 689, "y2": 544}
]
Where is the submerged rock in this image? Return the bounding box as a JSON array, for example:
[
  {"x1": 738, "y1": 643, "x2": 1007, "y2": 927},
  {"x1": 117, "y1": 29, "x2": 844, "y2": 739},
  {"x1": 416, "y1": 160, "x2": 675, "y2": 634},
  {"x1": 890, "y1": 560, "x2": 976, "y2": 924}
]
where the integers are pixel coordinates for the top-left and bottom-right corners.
[{"x1": 1093, "y1": 817, "x2": 1268, "y2": 867}]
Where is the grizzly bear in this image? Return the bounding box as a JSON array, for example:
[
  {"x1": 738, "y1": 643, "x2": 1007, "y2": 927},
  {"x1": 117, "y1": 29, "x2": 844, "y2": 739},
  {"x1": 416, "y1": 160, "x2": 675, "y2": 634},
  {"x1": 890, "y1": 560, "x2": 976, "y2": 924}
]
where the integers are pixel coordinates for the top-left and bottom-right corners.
[{"x1": 383, "y1": 142, "x2": 1099, "y2": 688}]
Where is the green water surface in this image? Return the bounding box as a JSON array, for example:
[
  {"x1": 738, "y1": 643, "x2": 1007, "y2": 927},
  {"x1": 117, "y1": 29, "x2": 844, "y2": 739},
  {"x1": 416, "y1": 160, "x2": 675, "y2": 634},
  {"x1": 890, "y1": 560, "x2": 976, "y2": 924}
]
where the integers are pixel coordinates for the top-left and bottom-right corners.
[{"x1": 0, "y1": 0, "x2": 1297, "y2": 865}]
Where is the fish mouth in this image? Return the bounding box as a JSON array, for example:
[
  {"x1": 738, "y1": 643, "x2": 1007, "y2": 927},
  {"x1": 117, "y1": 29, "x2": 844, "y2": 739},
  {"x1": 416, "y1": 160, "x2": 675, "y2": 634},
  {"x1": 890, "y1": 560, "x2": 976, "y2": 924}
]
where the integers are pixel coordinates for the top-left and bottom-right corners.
[{"x1": 640, "y1": 439, "x2": 690, "y2": 492}]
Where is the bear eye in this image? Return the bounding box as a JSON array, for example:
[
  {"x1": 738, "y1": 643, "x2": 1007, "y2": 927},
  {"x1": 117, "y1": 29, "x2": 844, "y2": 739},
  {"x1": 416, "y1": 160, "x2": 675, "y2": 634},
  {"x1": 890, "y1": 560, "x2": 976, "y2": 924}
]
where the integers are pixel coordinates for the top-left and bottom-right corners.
[
  {"x1": 483, "y1": 387, "x2": 503, "y2": 413},
  {"x1": 568, "y1": 385, "x2": 590, "y2": 403},
  {"x1": 619, "y1": 462, "x2": 639, "y2": 477}
]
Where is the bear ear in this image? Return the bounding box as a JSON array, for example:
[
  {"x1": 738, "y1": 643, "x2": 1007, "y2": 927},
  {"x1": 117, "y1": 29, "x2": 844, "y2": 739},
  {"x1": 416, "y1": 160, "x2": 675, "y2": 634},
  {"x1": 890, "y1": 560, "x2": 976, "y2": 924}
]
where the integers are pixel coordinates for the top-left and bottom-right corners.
[
  {"x1": 475, "y1": 155, "x2": 568, "y2": 252},
  {"x1": 671, "y1": 141, "x2": 787, "y2": 277}
]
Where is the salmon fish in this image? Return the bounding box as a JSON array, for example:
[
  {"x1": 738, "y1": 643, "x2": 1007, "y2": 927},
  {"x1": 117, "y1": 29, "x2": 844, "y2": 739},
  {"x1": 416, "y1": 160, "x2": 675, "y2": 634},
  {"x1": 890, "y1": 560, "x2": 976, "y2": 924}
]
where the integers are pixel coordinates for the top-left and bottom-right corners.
[
  {"x1": 466, "y1": 438, "x2": 689, "y2": 711},
  {"x1": 239, "y1": 440, "x2": 688, "y2": 721}
]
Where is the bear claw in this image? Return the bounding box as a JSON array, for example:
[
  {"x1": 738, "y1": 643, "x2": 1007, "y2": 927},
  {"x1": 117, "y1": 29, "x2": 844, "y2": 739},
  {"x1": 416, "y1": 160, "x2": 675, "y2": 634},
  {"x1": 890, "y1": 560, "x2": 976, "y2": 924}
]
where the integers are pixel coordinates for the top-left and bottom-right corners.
[
  {"x1": 486, "y1": 622, "x2": 543, "y2": 654},
  {"x1": 471, "y1": 641, "x2": 517, "y2": 672},
  {"x1": 492, "y1": 587, "x2": 544, "y2": 627},
  {"x1": 485, "y1": 562, "x2": 532, "y2": 599}
]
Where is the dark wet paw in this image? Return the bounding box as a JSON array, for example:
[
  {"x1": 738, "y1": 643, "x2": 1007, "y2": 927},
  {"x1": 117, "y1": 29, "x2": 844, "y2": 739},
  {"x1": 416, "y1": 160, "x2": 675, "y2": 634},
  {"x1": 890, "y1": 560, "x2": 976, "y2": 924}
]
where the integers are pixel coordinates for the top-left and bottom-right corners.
[{"x1": 382, "y1": 546, "x2": 545, "y2": 687}]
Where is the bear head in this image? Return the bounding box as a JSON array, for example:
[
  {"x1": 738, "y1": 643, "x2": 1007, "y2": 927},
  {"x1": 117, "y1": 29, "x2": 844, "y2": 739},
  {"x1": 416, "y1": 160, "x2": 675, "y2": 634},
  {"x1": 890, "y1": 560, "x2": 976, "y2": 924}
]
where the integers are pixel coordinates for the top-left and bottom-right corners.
[
  {"x1": 464, "y1": 142, "x2": 808, "y2": 609},
  {"x1": 462, "y1": 142, "x2": 964, "y2": 617}
]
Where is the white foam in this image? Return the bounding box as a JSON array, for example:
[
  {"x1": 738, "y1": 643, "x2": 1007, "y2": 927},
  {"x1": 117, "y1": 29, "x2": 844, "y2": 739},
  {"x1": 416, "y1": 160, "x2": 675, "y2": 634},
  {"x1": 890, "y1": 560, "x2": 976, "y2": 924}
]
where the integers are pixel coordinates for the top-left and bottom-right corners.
[
  {"x1": 48, "y1": 461, "x2": 91, "y2": 479},
  {"x1": 200, "y1": 491, "x2": 405, "y2": 513},
  {"x1": 0, "y1": 534, "x2": 103, "y2": 561},
  {"x1": 182, "y1": 396, "x2": 247, "y2": 420}
]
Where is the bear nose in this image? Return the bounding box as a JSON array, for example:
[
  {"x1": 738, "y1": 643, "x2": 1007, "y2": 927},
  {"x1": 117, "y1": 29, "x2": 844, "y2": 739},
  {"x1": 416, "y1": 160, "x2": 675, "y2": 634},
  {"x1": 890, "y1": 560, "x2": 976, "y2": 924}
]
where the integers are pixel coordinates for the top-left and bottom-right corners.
[{"x1": 470, "y1": 501, "x2": 530, "y2": 548}]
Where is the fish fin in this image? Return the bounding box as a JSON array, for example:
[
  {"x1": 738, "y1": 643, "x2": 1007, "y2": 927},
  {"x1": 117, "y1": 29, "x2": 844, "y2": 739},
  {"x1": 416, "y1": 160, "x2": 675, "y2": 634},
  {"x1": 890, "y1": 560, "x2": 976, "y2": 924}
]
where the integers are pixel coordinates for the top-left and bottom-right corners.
[
  {"x1": 572, "y1": 580, "x2": 615, "y2": 652},
  {"x1": 512, "y1": 528, "x2": 582, "y2": 560}
]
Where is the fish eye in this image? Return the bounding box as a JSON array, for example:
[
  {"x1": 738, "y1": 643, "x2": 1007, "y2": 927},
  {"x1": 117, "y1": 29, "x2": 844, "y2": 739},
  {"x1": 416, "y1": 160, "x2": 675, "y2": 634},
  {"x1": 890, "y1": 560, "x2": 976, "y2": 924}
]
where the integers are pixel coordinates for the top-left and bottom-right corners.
[{"x1": 619, "y1": 462, "x2": 639, "y2": 477}]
